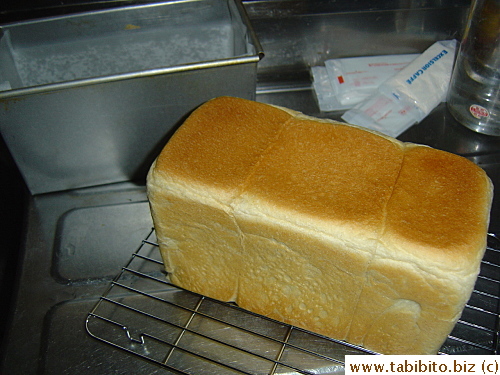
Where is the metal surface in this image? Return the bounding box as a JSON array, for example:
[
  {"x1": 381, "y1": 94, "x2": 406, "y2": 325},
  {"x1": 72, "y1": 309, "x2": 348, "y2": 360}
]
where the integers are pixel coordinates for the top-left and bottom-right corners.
[
  {"x1": 2, "y1": 1, "x2": 500, "y2": 374},
  {"x1": 245, "y1": 0, "x2": 471, "y2": 84},
  {"x1": 0, "y1": 0, "x2": 262, "y2": 194}
]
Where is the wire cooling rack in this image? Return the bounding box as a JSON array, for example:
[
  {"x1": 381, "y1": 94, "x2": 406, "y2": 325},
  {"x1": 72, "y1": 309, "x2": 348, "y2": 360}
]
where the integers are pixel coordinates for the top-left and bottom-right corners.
[{"x1": 86, "y1": 230, "x2": 500, "y2": 374}]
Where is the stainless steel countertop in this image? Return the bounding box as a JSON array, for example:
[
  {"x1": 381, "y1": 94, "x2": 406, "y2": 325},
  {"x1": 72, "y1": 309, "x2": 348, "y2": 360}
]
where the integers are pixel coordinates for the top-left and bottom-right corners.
[
  {"x1": 2, "y1": 97, "x2": 500, "y2": 374},
  {"x1": 1, "y1": 0, "x2": 500, "y2": 373}
]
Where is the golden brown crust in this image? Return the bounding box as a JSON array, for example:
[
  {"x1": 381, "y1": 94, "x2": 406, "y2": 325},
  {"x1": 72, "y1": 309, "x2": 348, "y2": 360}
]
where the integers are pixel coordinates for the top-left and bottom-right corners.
[
  {"x1": 153, "y1": 96, "x2": 291, "y2": 201},
  {"x1": 382, "y1": 144, "x2": 492, "y2": 268},
  {"x1": 239, "y1": 118, "x2": 405, "y2": 238},
  {"x1": 147, "y1": 96, "x2": 493, "y2": 354}
]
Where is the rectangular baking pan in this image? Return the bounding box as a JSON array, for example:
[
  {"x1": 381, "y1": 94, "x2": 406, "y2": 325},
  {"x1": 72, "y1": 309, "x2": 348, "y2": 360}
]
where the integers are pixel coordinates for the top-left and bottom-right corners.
[{"x1": 0, "y1": 0, "x2": 263, "y2": 194}]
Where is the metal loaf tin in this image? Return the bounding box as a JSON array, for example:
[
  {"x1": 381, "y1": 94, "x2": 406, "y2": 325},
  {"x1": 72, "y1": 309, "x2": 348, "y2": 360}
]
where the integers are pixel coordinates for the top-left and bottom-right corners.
[{"x1": 0, "y1": 0, "x2": 263, "y2": 194}]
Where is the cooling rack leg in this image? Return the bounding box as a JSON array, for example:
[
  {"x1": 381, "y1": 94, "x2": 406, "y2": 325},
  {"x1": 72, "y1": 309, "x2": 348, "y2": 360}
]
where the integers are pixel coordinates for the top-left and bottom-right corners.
[{"x1": 162, "y1": 295, "x2": 206, "y2": 365}]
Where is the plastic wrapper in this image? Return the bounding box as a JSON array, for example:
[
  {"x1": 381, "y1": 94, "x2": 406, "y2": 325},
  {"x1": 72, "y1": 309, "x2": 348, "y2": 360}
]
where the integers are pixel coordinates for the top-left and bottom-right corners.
[
  {"x1": 342, "y1": 40, "x2": 457, "y2": 137},
  {"x1": 311, "y1": 54, "x2": 418, "y2": 111}
]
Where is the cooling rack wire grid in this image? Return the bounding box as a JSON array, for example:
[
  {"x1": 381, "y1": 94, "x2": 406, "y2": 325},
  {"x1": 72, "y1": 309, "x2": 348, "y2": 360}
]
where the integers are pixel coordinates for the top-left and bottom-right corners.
[{"x1": 86, "y1": 229, "x2": 500, "y2": 374}]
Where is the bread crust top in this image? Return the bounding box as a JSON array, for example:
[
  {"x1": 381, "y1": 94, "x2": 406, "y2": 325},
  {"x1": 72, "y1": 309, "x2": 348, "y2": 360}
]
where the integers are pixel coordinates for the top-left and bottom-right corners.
[{"x1": 151, "y1": 96, "x2": 493, "y2": 273}]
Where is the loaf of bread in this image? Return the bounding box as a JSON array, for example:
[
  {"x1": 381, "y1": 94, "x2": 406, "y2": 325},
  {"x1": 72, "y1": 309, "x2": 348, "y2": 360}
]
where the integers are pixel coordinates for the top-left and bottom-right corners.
[{"x1": 147, "y1": 96, "x2": 493, "y2": 355}]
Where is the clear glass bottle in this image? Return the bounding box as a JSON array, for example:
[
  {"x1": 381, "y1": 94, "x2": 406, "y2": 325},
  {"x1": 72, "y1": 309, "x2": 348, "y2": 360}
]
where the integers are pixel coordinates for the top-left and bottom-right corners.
[{"x1": 447, "y1": 0, "x2": 500, "y2": 136}]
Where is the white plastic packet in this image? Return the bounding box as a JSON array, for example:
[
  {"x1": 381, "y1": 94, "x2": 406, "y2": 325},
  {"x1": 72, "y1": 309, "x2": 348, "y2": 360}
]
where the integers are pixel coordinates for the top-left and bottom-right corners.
[
  {"x1": 311, "y1": 66, "x2": 351, "y2": 112},
  {"x1": 325, "y1": 54, "x2": 419, "y2": 106},
  {"x1": 379, "y1": 39, "x2": 457, "y2": 120},
  {"x1": 342, "y1": 40, "x2": 457, "y2": 137},
  {"x1": 342, "y1": 92, "x2": 421, "y2": 138}
]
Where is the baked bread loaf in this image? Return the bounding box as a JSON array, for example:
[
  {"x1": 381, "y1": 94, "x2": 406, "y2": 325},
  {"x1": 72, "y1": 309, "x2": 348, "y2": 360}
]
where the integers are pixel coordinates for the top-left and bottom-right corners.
[{"x1": 147, "y1": 96, "x2": 493, "y2": 355}]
